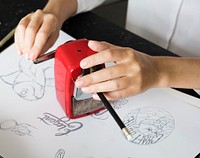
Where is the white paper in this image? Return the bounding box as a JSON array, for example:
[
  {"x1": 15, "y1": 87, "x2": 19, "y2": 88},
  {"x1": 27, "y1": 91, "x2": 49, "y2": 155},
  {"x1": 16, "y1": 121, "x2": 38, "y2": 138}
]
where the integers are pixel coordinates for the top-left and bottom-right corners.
[
  {"x1": 0, "y1": 31, "x2": 200, "y2": 158},
  {"x1": 163, "y1": 88, "x2": 200, "y2": 109}
]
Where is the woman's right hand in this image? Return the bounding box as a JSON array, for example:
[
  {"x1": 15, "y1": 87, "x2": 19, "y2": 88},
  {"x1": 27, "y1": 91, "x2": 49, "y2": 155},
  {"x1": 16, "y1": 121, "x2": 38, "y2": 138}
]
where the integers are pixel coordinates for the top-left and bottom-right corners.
[{"x1": 14, "y1": 9, "x2": 61, "y2": 60}]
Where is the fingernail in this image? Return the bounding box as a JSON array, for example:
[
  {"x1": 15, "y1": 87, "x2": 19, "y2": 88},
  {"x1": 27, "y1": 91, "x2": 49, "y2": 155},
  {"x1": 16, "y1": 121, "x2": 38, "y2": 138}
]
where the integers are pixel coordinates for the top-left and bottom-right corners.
[
  {"x1": 17, "y1": 50, "x2": 22, "y2": 55},
  {"x1": 75, "y1": 79, "x2": 84, "y2": 87},
  {"x1": 80, "y1": 60, "x2": 88, "y2": 68},
  {"x1": 29, "y1": 53, "x2": 35, "y2": 60},
  {"x1": 81, "y1": 87, "x2": 89, "y2": 93}
]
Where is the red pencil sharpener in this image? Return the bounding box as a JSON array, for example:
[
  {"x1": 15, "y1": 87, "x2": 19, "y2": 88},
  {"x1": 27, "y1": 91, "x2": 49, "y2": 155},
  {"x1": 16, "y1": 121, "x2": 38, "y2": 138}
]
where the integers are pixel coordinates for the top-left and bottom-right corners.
[{"x1": 54, "y1": 39, "x2": 105, "y2": 119}]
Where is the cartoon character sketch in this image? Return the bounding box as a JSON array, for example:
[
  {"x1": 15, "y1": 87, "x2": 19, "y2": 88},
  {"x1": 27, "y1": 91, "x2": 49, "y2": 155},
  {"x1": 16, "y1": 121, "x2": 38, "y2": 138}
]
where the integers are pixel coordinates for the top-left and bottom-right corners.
[
  {"x1": 0, "y1": 57, "x2": 54, "y2": 101},
  {"x1": 123, "y1": 107, "x2": 175, "y2": 145},
  {"x1": 0, "y1": 119, "x2": 36, "y2": 136}
]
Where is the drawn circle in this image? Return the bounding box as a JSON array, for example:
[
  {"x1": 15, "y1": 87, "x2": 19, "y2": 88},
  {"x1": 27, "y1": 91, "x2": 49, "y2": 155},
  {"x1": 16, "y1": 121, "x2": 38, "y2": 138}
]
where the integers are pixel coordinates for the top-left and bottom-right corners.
[
  {"x1": 13, "y1": 82, "x2": 44, "y2": 101},
  {"x1": 0, "y1": 119, "x2": 17, "y2": 131},
  {"x1": 12, "y1": 125, "x2": 31, "y2": 136},
  {"x1": 123, "y1": 107, "x2": 175, "y2": 145}
]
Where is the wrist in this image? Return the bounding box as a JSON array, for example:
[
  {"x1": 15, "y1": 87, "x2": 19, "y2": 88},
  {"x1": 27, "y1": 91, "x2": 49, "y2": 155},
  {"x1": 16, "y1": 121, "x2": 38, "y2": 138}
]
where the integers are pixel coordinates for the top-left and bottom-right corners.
[
  {"x1": 152, "y1": 56, "x2": 170, "y2": 88},
  {"x1": 43, "y1": 0, "x2": 77, "y2": 28}
]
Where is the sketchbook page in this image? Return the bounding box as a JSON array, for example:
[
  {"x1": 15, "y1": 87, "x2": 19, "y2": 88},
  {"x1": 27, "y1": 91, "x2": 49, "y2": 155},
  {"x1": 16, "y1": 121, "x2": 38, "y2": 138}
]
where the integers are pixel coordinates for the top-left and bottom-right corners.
[
  {"x1": 0, "y1": 31, "x2": 200, "y2": 158},
  {"x1": 163, "y1": 88, "x2": 200, "y2": 109}
]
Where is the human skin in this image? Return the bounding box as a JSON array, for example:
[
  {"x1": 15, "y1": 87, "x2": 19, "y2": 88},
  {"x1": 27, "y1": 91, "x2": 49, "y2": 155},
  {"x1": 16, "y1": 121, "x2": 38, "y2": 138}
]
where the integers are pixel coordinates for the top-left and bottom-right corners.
[
  {"x1": 14, "y1": 0, "x2": 78, "y2": 60},
  {"x1": 14, "y1": 0, "x2": 200, "y2": 100},
  {"x1": 75, "y1": 40, "x2": 200, "y2": 100}
]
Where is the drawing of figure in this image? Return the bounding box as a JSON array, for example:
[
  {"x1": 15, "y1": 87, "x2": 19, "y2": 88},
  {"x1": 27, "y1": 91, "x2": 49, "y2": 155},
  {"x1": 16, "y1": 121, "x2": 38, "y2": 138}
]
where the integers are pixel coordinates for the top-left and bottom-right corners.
[
  {"x1": 54, "y1": 149, "x2": 65, "y2": 158},
  {"x1": 0, "y1": 57, "x2": 54, "y2": 101},
  {"x1": 0, "y1": 119, "x2": 36, "y2": 136},
  {"x1": 123, "y1": 107, "x2": 175, "y2": 145}
]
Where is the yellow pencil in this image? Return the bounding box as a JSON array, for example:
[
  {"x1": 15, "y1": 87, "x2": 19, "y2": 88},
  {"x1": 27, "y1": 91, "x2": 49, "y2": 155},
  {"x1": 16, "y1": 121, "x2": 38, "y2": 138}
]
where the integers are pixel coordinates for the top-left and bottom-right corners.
[{"x1": 0, "y1": 28, "x2": 16, "y2": 48}]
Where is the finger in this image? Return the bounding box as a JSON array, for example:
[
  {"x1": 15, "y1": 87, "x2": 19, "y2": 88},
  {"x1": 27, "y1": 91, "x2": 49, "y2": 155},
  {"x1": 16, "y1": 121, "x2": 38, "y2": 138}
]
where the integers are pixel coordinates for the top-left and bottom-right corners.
[
  {"x1": 28, "y1": 14, "x2": 57, "y2": 59},
  {"x1": 15, "y1": 14, "x2": 32, "y2": 55},
  {"x1": 76, "y1": 64, "x2": 128, "y2": 87},
  {"x1": 81, "y1": 76, "x2": 133, "y2": 94},
  {"x1": 88, "y1": 40, "x2": 115, "y2": 52},
  {"x1": 94, "y1": 86, "x2": 139, "y2": 100},
  {"x1": 24, "y1": 10, "x2": 44, "y2": 55},
  {"x1": 39, "y1": 31, "x2": 59, "y2": 56},
  {"x1": 80, "y1": 47, "x2": 131, "y2": 69},
  {"x1": 14, "y1": 27, "x2": 22, "y2": 55},
  {"x1": 92, "y1": 93, "x2": 101, "y2": 100}
]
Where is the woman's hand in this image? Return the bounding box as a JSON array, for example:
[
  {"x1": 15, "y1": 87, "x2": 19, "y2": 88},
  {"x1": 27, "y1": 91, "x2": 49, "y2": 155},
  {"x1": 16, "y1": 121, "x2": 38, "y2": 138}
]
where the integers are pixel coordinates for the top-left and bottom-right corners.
[
  {"x1": 75, "y1": 40, "x2": 161, "y2": 100},
  {"x1": 14, "y1": 9, "x2": 61, "y2": 60}
]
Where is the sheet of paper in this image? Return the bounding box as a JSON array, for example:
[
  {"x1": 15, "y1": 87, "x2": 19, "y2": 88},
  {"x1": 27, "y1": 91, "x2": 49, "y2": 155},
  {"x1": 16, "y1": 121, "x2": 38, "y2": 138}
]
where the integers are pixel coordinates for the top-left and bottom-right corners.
[
  {"x1": 163, "y1": 88, "x2": 200, "y2": 109},
  {"x1": 0, "y1": 31, "x2": 200, "y2": 158}
]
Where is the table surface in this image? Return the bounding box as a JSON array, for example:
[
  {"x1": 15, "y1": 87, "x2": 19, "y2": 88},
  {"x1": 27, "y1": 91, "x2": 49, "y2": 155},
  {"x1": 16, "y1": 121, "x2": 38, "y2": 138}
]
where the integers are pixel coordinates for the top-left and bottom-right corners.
[{"x1": 0, "y1": 0, "x2": 199, "y2": 98}]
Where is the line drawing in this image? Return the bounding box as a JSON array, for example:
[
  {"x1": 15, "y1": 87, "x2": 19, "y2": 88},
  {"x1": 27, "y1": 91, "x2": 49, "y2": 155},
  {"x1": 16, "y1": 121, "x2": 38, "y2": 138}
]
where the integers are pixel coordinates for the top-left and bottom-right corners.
[
  {"x1": 123, "y1": 107, "x2": 175, "y2": 145},
  {"x1": 112, "y1": 98, "x2": 128, "y2": 109},
  {"x1": 0, "y1": 57, "x2": 54, "y2": 101},
  {"x1": 38, "y1": 112, "x2": 83, "y2": 136},
  {"x1": 91, "y1": 98, "x2": 128, "y2": 120},
  {"x1": 0, "y1": 119, "x2": 36, "y2": 136},
  {"x1": 54, "y1": 149, "x2": 65, "y2": 158}
]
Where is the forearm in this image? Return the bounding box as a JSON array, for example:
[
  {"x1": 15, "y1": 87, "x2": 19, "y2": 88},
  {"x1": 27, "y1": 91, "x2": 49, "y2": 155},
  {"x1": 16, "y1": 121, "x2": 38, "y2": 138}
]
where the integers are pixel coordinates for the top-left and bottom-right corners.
[
  {"x1": 43, "y1": 0, "x2": 78, "y2": 28},
  {"x1": 43, "y1": 0, "x2": 107, "y2": 29},
  {"x1": 154, "y1": 56, "x2": 200, "y2": 89}
]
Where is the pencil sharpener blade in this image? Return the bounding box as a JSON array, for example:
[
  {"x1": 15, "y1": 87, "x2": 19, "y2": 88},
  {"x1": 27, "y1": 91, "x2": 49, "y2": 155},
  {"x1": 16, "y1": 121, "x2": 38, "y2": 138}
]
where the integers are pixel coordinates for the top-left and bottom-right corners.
[{"x1": 54, "y1": 39, "x2": 105, "y2": 119}]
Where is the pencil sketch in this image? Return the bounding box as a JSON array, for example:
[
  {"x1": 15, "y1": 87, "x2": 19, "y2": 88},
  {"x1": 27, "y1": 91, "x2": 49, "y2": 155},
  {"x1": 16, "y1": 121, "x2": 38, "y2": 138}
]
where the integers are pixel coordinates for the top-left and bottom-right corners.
[
  {"x1": 91, "y1": 98, "x2": 128, "y2": 120},
  {"x1": 112, "y1": 98, "x2": 128, "y2": 109},
  {"x1": 38, "y1": 112, "x2": 83, "y2": 136},
  {"x1": 0, "y1": 57, "x2": 54, "y2": 101},
  {"x1": 0, "y1": 119, "x2": 36, "y2": 136},
  {"x1": 123, "y1": 107, "x2": 175, "y2": 145},
  {"x1": 54, "y1": 149, "x2": 65, "y2": 158}
]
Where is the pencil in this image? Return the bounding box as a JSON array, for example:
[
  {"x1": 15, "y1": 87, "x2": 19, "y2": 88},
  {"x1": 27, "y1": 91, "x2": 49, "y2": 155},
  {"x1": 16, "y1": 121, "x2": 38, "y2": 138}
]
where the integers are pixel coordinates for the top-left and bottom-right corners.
[
  {"x1": 97, "y1": 92, "x2": 132, "y2": 141},
  {"x1": 33, "y1": 49, "x2": 56, "y2": 64},
  {"x1": 0, "y1": 28, "x2": 16, "y2": 48},
  {"x1": 86, "y1": 65, "x2": 133, "y2": 141}
]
